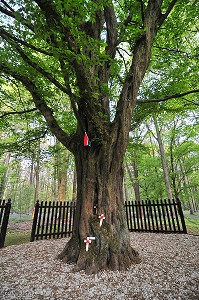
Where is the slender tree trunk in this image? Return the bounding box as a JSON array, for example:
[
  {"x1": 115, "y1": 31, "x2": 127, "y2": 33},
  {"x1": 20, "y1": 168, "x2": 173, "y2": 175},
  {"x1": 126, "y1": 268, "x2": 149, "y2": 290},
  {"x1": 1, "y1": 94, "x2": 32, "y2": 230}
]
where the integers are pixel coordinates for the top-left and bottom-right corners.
[
  {"x1": 125, "y1": 162, "x2": 141, "y2": 202},
  {"x1": 0, "y1": 153, "x2": 11, "y2": 199},
  {"x1": 72, "y1": 168, "x2": 77, "y2": 201},
  {"x1": 58, "y1": 177, "x2": 66, "y2": 202},
  {"x1": 123, "y1": 171, "x2": 130, "y2": 202},
  {"x1": 180, "y1": 162, "x2": 197, "y2": 214},
  {"x1": 34, "y1": 143, "x2": 40, "y2": 204},
  {"x1": 57, "y1": 152, "x2": 69, "y2": 202},
  {"x1": 170, "y1": 140, "x2": 179, "y2": 199},
  {"x1": 132, "y1": 161, "x2": 141, "y2": 202},
  {"x1": 153, "y1": 117, "x2": 173, "y2": 200},
  {"x1": 29, "y1": 155, "x2": 34, "y2": 185},
  {"x1": 147, "y1": 126, "x2": 164, "y2": 199},
  {"x1": 168, "y1": 120, "x2": 180, "y2": 199}
]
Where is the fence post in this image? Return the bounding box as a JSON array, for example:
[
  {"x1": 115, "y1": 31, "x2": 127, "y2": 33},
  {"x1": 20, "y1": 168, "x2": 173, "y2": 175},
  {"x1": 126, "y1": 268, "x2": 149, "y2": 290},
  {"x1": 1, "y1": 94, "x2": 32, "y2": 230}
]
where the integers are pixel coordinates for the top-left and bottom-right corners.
[
  {"x1": 0, "y1": 199, "x2": 11, "y2": 248},
  {"x1": 30, "y1": 201, "x2": 39, "y2": 242},
  {"x1": 176, "y1": 199, "x2": 187, "y2": 234}
]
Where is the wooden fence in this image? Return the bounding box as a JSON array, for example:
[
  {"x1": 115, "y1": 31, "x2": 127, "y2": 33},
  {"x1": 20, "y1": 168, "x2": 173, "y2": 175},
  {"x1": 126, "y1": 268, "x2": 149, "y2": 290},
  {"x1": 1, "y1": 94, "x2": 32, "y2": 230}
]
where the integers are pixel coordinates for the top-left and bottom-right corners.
[
  {"x1": 30, "y1": 201, "x2": 76, "y2": 242},
  {"x1": 0, "y1": 199, "x2": 11, "y2": 248},
  {"x1": 125, "y1": 199, "x2": 187, "y2": 234},
  {"x1": 31, "y1": 199, "x2": 187, "y2": 242}
]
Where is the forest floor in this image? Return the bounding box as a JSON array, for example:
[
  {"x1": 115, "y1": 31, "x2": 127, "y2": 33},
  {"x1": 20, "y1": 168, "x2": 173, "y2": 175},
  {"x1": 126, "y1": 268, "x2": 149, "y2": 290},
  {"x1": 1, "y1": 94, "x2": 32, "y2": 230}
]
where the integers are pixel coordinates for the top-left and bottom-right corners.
[
  {"x1": 4, "y1": 210, "x2": 199, "y2": 247},
  {"x1": 0, "y1": 232, "x2": 198, "y2": 300},
  {"x1": 1, "y1": 211, "x2": 198, "y2": 299}
]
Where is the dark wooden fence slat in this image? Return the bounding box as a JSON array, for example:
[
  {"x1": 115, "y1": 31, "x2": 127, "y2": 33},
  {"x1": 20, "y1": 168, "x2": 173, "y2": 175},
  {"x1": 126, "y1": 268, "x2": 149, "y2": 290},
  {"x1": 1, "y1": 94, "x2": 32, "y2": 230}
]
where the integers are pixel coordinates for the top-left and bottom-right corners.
[
  {"x1": 64, "y1": 202, "x2": 70, "y2": 236},
  {"x1": 149, "y1": 200, "x2": 155, "y2": 232},
  {"x1": 168, "y1": 199, "x2": 175, "y2": 231},
  {"x1": 164, "y1": 199, "x2": 172, "y2": 232},
  {"x1": 157, "y1": 201, "x2": 163, "y2": 232},
  {"x1": 72, "y1": 201, "x2": 76, "y2": 234},
  {"x1": 61, "y1": 202, "x2": 66, "y2": 238},
  {"x1": 0, "y1": 199, "x2": 11, "y2": 248},
  {"x1": 146, "y1": 200, "x2": 151, "y2": 231},
  {"x1": 153, "y1": 200, "x2": 159, "y2": 232},
  {"x1": 30, "y1": 198, "x2": 187, "y2": 242},
  {"x1": 128, "y1": 201, "x2": 133, "y2": 232},
  {"x1": 0, "y1": 200, "x2": 6, "y2": 226},
  {"x1": 45, "y1": 201, "x2": 51, "y2": 238},
  {"x1": 160, "y1": 199, "x2": 167, "y2": 231},
  {"x1": 30, "y1": 201, "x2": 39, "y2": 242},
  {"x1": 40, "y1": 201, "x2": 47, "y2": 240},
  {"x1": 172, "y1": 199, "x2": 181, "y2": 232},
  {"x1": 177, "y1": 199, "x2": 187, "y2": 234},
  {"x1": 68, "y1": 201, "x2": 75, "y2": 236},
  {"x1": 132, "y1": 202, "x2": 137, "y2": 230},
  {"x1": 125, "y1": 201, "x2": 129, "y2": 231},
  {"x1": 57, "y1": 202, "x2": 62, "y2": 238},
  {"x1": 36, "y1": 201, "x2": 43, "y2": 240},
  {"x1": 142, "y1": 200, "x2": 147, "y2": 231},
  {"x1": 53, "y1": 202, "x2": 59, "y2": 238},
  {"x1": 135, "y1": 201, "x2": 140, "y2": 231},
  {"x1": 138, "y1": 201, "x2": 144, "y2": 231},
  {"x1": 49, "y1": 201, "x2": 55, "y2": 239}
]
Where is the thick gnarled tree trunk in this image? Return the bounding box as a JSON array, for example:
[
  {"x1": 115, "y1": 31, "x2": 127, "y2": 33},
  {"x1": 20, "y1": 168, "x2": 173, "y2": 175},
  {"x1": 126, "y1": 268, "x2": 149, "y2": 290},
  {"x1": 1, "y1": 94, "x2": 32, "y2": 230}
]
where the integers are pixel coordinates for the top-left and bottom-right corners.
[{"x1": 58, "y1": 135, "x2": 140, "y2": 274}]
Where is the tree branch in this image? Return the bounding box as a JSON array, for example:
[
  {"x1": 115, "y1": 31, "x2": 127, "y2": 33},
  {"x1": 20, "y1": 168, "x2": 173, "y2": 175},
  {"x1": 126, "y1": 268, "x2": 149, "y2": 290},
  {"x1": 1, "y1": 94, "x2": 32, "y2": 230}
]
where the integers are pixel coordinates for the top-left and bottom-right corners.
[
  {"x1": 104, "y1": 4, "x2": 118, "y2": 58},
  {"x1": 0, "y1": 27, "x2": 53, "y2": 56},
  {"x1": 0, "y1": 108, "x2": 37, "y2": 119},
  {"x1": 59, "y1": 59, "x2": 82, "y2": 124},
  {"x1": 0, "y1": 63, "x2": 74, "y2": 152},
  {"x1": 1, "y1": 0, "x2": 14, "y2": 12},
  {"x1": 114, "y1": 0, "x2": 164, "y2": 127},
  {"x1": 34, "y1": 0, "x2": 77, "y2": 52},
  {"x1": 137, "y1": 89, "x2": 199, "y2": 104},
  {"x1": 1, "y1": 33, "x2": 70, "y2": 95},
  {"x1": 34, "y1": 0, "x2": 92, "y2": 96},
  {"x1": 0, "y1": 5, "x2": 34, "y2": 32},
  {"x1": 158, "y1": 0, "x2": 178, "y2": 26},
  {"x1": 153, "y1": 44, "x2": 192, "y2": 58}
]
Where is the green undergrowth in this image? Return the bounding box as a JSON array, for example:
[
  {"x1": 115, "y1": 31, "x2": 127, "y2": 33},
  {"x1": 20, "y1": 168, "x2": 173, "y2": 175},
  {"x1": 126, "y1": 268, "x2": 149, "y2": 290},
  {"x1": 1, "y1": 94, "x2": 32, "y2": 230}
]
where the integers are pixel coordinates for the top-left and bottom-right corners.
[
  {"x1": 184, "y1": 211, "x2": 199, "y2": 234},
  {"x1": 4, "y1": 230, "x2": 31, "y2": 247}
]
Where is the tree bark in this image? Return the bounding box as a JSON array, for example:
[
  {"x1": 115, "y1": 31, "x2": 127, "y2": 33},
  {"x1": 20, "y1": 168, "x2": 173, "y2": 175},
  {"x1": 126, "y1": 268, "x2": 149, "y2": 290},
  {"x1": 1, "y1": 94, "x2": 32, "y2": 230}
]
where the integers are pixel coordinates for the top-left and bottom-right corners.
[
  {"x1": 72, "y1": 168, "x2": 77, "y2": 202},
  {"x1": 153, "y1": 117, "x2": 173, "y2": 200},
  {"x1": 169, "y1": 125, "x2": 179, "y2": 199},
  {"x1": 58, "y1": 138, "x2": 140, "y2": 274},
  {"x1": 0, "y1": 153, "x2": 11, "y2": 199},
  {"x1": 57, "y1": 152, "x2": 69, "y2": 202},
  {"x1": 125, "y1": 162, "x2": 141, "y2": 202},
  {"x1": 180, "y1": 162, "x2": 197, "y2": 214},
  {"x1": 34, "y1": 142, "x2": 40, "y2": 204}
]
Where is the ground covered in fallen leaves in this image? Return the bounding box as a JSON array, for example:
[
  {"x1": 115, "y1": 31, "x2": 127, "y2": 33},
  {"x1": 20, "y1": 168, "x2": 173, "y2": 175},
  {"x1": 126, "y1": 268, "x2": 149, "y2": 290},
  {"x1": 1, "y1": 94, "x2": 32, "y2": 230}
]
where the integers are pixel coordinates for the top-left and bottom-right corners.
[{"x1": 0, "y1": 233, "x2": 198, "y2": 299}]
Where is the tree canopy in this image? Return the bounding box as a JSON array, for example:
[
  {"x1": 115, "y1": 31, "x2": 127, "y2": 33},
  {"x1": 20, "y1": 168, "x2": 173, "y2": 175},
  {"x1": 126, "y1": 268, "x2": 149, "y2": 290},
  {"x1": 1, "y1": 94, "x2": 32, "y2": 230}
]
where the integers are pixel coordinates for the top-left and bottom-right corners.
[{"x1": 0, "y1": 0, "x2": 198, "y2": 152}]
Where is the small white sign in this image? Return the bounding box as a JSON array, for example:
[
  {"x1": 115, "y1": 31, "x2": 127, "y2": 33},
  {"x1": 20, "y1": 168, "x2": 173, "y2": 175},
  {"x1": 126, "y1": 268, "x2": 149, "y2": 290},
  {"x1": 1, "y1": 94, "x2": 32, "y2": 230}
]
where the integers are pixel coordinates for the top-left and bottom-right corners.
[{"x1": 99, "y1": 214, "x2": 105, "y2": 227}]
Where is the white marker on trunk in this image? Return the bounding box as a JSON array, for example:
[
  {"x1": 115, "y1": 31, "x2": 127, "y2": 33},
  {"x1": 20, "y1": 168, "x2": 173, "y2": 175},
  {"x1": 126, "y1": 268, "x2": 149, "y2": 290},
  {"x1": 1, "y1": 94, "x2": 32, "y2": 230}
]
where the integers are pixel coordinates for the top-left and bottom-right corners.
[
  {"x1": 84, "y1": 237, "x2": 91, "y2": 252},
  {"x1": 99, "y1": 214, "x2": 105, "y2": 227}
]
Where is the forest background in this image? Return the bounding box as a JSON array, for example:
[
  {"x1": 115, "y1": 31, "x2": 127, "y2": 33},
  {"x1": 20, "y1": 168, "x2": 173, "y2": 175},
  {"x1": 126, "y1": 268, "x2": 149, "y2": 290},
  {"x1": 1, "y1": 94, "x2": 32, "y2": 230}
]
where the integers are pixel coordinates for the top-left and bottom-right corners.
[{"x1": 1, "y1": 98, "x2": 199, "y2": 216}]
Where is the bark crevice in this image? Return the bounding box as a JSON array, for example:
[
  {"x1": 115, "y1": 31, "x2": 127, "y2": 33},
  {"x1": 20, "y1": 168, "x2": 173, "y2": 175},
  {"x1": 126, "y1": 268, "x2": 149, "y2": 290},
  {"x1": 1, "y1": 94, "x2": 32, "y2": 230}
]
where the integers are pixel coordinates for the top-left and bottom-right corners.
[{"x1": 58, "y1": 208, "x2": 141, "y2": 274}]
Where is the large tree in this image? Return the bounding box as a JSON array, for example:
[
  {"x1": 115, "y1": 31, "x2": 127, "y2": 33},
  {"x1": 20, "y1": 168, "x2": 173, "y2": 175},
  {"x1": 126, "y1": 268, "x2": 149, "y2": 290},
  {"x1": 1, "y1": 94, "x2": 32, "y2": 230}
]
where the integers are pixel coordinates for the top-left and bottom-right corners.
[{"x1": 0, "y1": 0, "x2": 198, "y2": 273}]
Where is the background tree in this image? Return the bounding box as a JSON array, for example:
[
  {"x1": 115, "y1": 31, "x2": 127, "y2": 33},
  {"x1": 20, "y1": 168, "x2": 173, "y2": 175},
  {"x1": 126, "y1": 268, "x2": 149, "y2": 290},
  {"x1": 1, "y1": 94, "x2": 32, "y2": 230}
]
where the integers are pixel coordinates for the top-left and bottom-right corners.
[
  {"x1": 125, "y1": 110, "x2": 199, "y2": 209},
  {"x1": 0, "y1": 0, "x2": 198, "y2": 273}
]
